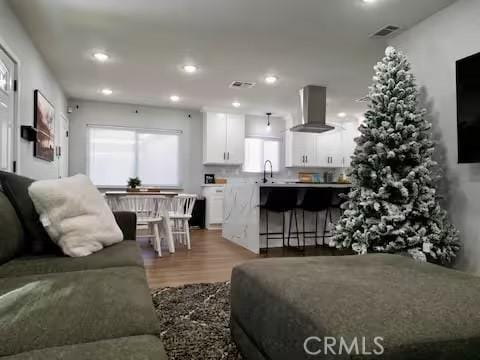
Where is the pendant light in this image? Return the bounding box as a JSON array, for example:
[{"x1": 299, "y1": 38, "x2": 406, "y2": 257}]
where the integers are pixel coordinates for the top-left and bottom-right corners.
[{"x1": 266, "y1": 112, "x2": 272, "y2": 130}]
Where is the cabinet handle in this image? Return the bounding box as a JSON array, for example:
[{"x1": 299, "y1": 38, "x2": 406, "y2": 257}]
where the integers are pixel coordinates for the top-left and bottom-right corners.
[
  {"x1": 306, "y1": 155, "x2": 308, "y2": 163},
  {"x1": 223, "y1": 152, "x2": 226, "y2": 160},
  {"x1": 227, "y1": 152, "x2": 230, "y2": 160}
]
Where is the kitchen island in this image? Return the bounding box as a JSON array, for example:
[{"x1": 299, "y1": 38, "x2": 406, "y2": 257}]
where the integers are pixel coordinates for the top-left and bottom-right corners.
[{"x1": 222, "y1": 182, "x2": 351, "y2": 254}]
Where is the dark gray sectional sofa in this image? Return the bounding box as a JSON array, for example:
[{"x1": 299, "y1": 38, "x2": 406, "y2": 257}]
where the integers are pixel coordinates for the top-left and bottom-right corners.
[
  {"x1": 231, "y1": 254, "x2": 480, "y2": 359},
  {"x1": 0, "y1": 171, "x2": 166, "y2": 359}
]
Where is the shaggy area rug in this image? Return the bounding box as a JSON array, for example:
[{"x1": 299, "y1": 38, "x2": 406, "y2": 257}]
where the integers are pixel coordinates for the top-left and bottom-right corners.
[{"x1": 152, "y1": 282, "x2": 242, "y2": 360}]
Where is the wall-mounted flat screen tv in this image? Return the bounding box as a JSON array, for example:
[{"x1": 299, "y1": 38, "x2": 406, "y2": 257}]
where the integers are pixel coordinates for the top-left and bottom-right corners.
[{"x1": 457, "y1": 52, "x2": 480, "y2": 163}]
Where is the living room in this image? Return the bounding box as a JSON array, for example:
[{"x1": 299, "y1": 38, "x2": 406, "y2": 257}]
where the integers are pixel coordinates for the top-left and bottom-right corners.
[{"x1": 1, "y1": 0, "x2": 480, "y2": 358}]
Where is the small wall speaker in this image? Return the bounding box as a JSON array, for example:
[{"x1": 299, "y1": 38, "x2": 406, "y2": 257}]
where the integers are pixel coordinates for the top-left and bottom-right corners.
[{"x1": 20, "y1": 126, "x2": 37, "y2": 142}]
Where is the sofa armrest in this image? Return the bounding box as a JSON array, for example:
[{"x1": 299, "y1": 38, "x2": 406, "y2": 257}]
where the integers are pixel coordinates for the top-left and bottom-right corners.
[{"x1": 113, "y1": 211, "x2": 137, "y2": 240}]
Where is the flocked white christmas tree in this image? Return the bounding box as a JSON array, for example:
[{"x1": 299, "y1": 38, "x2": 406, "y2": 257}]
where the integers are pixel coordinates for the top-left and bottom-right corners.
[{"x1": 332, "y1": 46, "x2": 460, "y2": 264}]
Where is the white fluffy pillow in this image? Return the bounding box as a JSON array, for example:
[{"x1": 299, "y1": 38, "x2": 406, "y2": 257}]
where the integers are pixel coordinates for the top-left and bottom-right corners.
[{"x1": 28, "y1": 174, "x2": 123, "y2": 257}]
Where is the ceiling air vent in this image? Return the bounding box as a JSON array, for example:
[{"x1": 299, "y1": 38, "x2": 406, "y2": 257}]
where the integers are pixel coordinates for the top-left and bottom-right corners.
[
  {"x1": 370, "y1": 25, "x2": 400, "y2": 38},
  {"x1": 229, "y1": 81, "x2": 256, "y2": 89}
]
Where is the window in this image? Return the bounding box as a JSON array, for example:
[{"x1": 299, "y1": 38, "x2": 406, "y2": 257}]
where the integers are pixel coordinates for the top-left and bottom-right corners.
[
  {"x1": 0, "y1": 60, "x2": 8, "y2": 93},
  {"x1": 88, "y1": 126, "x2": 181, "y2": 187},
  {"x1": 243, "y1": 137, "x2": 281, "y2": 173}
]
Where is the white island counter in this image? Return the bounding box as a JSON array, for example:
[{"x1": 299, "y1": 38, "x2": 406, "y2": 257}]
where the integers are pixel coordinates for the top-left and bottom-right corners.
[{"x1": 222, "y1": 182, "x2": 351, "y2": 254}]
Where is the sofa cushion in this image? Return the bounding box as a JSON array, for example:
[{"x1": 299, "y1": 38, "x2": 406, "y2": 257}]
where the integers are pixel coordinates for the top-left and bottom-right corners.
[
  {"x1": 0, "y1": 171, "x2": 58, "y2": 255},
  {"x1": 231, "y1": 254, "x2": 480, "y2": 360},
  {"x1": 0, "y1": 240, "x2": 143, "y2": 278},
  {"x1": 0, "y1": 335, "x2": 167, "y2": 360},
  {"x1": 0, "y1": 191, "x2": 25, "y2": 264},
  {"x1": 0, "y1": 266, "x2": 160, "y2": 356},
  {"x1": 28, "y1": 175, "x2": 123, "y2": 257}
]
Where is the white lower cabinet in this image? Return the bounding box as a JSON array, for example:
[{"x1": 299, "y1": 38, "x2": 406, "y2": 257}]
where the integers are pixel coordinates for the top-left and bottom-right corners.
[{"x1": 202, "y1": 185, "x2": 225, "y2": 229}]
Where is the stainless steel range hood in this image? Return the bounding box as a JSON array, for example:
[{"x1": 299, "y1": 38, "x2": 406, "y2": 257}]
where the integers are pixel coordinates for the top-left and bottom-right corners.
[{"x1": 290, "y1": 85, "x2": 334, "y2": 133}]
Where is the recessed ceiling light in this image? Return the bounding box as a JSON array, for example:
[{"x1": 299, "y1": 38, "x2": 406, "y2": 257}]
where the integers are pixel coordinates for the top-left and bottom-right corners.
[
  {"x1": 93, "y1": 52, "x2": 109, "y2": 62},
  {"x1": 183, "y1": 65, "x2": 198, "y2": 73},
  {"x1": 170, "y1": 95, "x2": 180, "y2": 102},
  {"x1": 101, "y1": 88, "x2": 113, "y2": 95},
  {"x1": 265, "y1": 75, "x2": 278, "y2": 84},
  {"x1": 363, "y1": 0, "x2": 376, "y2": 3},
  {"x1": 337, "y1": 112, "x2": 347, "y2": 118},
  {"x1": 232, "y1": 101, "x2": 241, "y2": 108}
]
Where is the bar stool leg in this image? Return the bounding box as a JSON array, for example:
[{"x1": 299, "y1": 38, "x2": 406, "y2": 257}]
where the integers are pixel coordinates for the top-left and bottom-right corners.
[
  {"x1": 287, "y1": 210, "x2": 293, "y2": 247},
  {"x1": 322, "y1": 206, "x2": 330, "y2": 245},
  {"x1": 300, "y1": 211, "x2": 306, "y2": 251},
  {"x1": 265, "y1": 209, "x2": 269, "y2": 253},
  {"x1": 282, "y1": 212, "x2": 285, "y2": 247},
  {"x1": 294, "y1": 210, "x2": 300, "y2": 248},
  {"x1": 302, "y1": 210, "x2": 305, "y2": 247},
  {"x1": 315, "y1": 212, "x2": 319, "y2": 247}
]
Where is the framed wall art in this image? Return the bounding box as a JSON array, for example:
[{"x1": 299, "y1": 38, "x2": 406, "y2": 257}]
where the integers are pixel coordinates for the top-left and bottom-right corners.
[{"x1": 34, "y1": 90, "x2": 55, "y2": 162}]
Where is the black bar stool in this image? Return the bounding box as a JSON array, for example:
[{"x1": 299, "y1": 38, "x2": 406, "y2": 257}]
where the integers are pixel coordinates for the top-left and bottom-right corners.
[
  {"x1": 298, "y1": 188, "x2": 333, "y2": 246},
  {"x1": 260, "y1": 188, "x2": 300, "y2": 252},
  {"x1": 326, "y1": 188, "x2": 347, "y2": 231}
]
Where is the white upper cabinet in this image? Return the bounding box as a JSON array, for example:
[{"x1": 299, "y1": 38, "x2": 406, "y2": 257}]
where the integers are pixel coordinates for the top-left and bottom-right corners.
[
  {"x1": 291, "y1": 132, "x2": 316, "y2": 167},
  {"x1": 341, "y1": 122, "x2": 360, "y2": 168},
  {"x1": 225, "y1": 113, "x2": 245, "y2": 164},
  {"x1": 286, "y1": 122, "x2": 359, "y2": 169},
  {"x1": 204, "y1": 113, "x2": 227, "y2": 164},
  {"x1": 203, "y1": 112, "x2": 245, "y2": 165},
  {"x1": 315, "y1": 130, "x2": 343, "y2": 168}
]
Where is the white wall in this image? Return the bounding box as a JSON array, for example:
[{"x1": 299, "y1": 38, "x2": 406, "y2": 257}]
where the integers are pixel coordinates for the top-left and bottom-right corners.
[
  {"x1": 68, "y1": 100, "x2": 302, "y2": 192},
  {"x1": 68, "y1": 99, "x2": 204, "y2": 194},
  {"x1": 390, "y1": 0, "x2": 480, "y2": 272},
  {"x1": 245, "y1": 114, "x2": 285, "y2": 139},
  {"x1": 0, "y1": 0, "x2": 66, "y2": 179}
]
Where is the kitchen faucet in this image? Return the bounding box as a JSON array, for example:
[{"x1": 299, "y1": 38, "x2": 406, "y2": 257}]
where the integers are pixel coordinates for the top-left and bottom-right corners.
[{"x1": 263, "y1": 160, "x2": 273, "y2": 183}]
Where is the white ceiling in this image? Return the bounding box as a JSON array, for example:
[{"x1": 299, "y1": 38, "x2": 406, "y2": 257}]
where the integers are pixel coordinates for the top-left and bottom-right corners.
[{"x1": 9, "y1": 0, "x2": 456, "y2": 120}]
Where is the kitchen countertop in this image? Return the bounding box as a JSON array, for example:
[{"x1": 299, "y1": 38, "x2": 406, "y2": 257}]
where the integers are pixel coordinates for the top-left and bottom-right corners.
[{"x1": 258, "y1": 183, "x2": 351, "y2": 188}]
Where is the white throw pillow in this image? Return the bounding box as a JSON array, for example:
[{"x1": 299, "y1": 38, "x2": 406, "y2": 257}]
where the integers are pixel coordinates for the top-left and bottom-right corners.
[{"x1": 28, "y1": 174, "x2": 123, "y2": 257}]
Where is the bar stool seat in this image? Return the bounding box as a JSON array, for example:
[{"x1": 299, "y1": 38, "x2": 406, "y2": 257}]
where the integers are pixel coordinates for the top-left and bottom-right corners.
[{"x1": 260, "y1": 188, "x2": 300, "y2": 252}]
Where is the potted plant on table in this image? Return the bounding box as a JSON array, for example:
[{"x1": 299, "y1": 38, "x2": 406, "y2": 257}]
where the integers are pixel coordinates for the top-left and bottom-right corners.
[{"x1": 127, "y1": 177, "x2": 142, "y2": 192}]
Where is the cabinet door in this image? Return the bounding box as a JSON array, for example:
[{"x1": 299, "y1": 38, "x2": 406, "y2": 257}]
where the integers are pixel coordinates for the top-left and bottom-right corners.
[
  {"x1": 341, "y1": 123, "x2": 359, "y2": 168},
  {"x1": 304, "y1": 135, "x2": 316, "y2": 167},
  {"x1": 204, "y1": 113, "x2": 227, "y2": 164},
  {"x1": 291, "y1": 132, "x2": 313, "y2": 167},
  {"x1": 225, "y1": 114, "x2": 245, "y2": 164},
  {"x1": 315, "y1": 130, "x2": 342, "y2": 168},
  {"x1": 208, "y1": 193, "x2": 225, "y2": 224}
]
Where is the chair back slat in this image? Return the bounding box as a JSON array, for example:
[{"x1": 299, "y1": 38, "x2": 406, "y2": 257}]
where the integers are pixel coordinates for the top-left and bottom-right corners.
[
  {"x1": 170, "y1": 194, "x2": 196, "y2": 216},
  {"x1": 118, "y1": 195, "x2": 168, "y2": 220}
]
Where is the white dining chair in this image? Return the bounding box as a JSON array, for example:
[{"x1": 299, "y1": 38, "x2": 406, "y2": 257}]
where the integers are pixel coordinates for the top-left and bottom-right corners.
[
  {"x1": 168, "y1": 194, "x2": 196, "y2": 250},
  {"x1": 118, "y1": 195, "x2": 174, "y2": 256}
]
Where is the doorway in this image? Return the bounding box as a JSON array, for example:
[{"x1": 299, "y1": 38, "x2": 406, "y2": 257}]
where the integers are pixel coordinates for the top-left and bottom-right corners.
[
  {"x1": 0, "y1": 46, "x2": 16, "y2": 173},
  {"x1": 57, "y1": 113, "x2": 69, "y2": 178}
]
